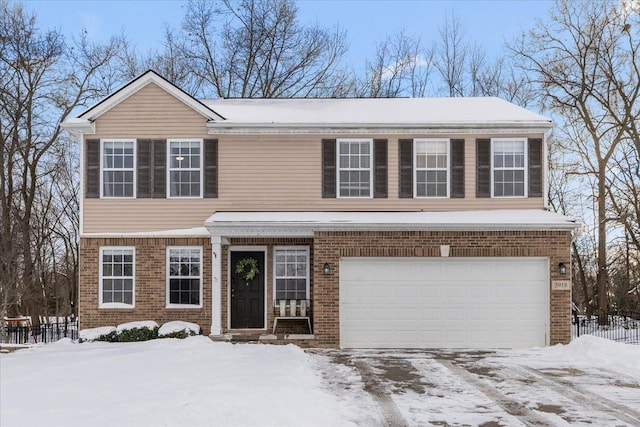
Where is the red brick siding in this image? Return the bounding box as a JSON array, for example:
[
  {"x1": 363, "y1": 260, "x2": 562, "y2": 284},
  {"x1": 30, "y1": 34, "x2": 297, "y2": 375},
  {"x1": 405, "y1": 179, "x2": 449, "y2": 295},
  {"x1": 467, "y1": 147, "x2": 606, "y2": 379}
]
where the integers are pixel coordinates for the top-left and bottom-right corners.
[
  {"x1": 79, "y1": 237, "x2": 212, "y2": 334},
  {"x1": 80, "y1": 230, "x2": 572, "y2": 348}
]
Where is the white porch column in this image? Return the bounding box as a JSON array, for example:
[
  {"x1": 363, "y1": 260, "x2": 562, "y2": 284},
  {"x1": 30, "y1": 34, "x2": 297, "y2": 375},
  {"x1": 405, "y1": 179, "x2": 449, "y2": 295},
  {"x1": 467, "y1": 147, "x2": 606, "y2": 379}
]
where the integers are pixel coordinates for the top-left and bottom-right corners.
[{"x1": 210, "y1": 235, "x2": 222, "y2": 336}]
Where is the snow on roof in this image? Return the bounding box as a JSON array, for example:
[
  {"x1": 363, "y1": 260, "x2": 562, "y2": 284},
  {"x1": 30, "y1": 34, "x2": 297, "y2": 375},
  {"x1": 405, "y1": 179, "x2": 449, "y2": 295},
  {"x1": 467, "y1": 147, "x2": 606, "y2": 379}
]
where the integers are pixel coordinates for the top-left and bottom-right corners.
[
  {"x1": 205, "y1": 210, "x2": 578, "y2": 233},
  {"x1": 202, "y1": 97, "x2": 552, "y2": 128},
  {"x1": 62, "y1": 69, "x2": 552, "y2": 133}
]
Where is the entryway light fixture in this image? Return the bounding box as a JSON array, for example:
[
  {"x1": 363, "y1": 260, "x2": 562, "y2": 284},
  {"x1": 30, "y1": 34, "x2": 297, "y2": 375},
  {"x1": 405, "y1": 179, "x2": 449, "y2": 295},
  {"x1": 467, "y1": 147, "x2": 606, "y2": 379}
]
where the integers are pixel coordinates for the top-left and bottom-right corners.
[
  {"x1": 559, "y1": 262, "x2": 567, "y2": 275},
  {"x1": 323, "y1": 263, "x2": 331, "y2": 275}
]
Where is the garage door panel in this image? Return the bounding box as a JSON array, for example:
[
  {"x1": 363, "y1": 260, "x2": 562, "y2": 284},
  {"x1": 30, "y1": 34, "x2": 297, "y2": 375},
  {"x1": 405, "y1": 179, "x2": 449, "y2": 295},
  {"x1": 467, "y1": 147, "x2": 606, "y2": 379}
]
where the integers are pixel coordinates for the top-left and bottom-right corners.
[
  {"x1": 340, "y1": 257, "x2": 549, "y2": 349},
  {"x1": 469, "y1": 284, "x2": 492, "y2": 298},
  {"x1": 445, "y1": 262, "x2": 492, "y2": 279}
]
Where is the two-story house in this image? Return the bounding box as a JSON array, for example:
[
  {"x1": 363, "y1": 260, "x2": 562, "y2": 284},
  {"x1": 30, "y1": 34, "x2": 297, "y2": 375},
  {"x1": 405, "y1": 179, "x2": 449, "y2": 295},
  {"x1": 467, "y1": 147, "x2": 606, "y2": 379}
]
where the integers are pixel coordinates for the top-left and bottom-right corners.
[{"x1": 62, "y1": 70, "x2": 577, "y2": 348}]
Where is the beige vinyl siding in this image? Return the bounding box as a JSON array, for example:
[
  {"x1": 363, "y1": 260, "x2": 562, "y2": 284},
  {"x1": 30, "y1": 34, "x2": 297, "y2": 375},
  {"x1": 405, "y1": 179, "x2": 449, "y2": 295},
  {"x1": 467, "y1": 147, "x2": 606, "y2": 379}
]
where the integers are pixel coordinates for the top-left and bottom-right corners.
[
  {"x1": 94, "y1": 82, "x2": 210, "y2": 137},
  {"x1": 84, "y1": 131, "x2": 545, "y2": 233}
]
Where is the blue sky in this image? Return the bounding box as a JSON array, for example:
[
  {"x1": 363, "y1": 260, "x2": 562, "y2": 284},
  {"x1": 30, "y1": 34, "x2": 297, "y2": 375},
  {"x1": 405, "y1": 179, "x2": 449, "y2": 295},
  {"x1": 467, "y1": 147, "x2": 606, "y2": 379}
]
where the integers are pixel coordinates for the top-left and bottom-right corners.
[{"x1": 27, "y1": 0, "x2": 553, "y2": 66}]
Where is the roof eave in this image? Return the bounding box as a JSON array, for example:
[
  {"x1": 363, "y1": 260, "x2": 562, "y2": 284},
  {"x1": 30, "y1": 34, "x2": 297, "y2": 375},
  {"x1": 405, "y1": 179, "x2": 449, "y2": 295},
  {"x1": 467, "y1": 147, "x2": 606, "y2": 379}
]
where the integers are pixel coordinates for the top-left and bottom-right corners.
[
  {"x1": 60, "y1": 119, "x2": 95, "y2": 135},
  {"x1": 206, "y1": 121, "x2": 553, "y2": 135},
  {"x1": 205, "y1": 220, "x2": 579, "y2": 238}
]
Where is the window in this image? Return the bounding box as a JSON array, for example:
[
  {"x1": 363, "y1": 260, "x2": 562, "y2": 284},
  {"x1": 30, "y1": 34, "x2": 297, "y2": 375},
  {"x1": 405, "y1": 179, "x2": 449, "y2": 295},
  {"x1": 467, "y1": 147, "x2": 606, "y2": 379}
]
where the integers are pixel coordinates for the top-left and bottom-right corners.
[
  {"x1": 414, "y1": 138, "x2": 449, "y2": 197},
  {"x1": 337, "y1": 139, "x2": 373, "y2": 198},
  {"x1": 274, "y1": 247, "x2": 309, "y2": 301},
  {"x1": 168, "y1": 139, "x2": 202, "y2": 198},
  {"x1": 167, "y1": 247, "x2": 202, "y2": 307},
  {"x1": 492, "y1": 138, "x2": 527, "y2": 197},
  {"x1": 100, "y1": 247, "x2": 135, "y2": 307},
  {"x1": 102, "y1": 139, "x2": 135, "y2": 197}
]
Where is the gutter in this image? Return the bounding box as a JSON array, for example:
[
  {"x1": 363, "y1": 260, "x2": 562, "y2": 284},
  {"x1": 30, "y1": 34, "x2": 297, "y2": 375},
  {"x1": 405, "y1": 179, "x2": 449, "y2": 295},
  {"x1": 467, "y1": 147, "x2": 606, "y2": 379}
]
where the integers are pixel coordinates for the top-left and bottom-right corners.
[{"x1": 206, "y1": 121, "x2": 553, "y2": 135}]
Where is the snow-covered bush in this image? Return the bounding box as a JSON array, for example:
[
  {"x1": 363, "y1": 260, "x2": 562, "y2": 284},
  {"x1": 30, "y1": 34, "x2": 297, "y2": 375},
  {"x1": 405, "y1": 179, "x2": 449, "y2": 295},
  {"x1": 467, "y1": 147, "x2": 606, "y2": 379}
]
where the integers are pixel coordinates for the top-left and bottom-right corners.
[
  {"x1": 79, "y1": 321, "x2": 160, "y2": 342},
  {"x1": 79, "y1": 326, "x2": 117, "y2": 343},
  {"x1": 116, "y1": 321, "x2": 159, "y2": 342},
  {"x1": 158, "y1": 321, "x2": 201, "y2": 339}
]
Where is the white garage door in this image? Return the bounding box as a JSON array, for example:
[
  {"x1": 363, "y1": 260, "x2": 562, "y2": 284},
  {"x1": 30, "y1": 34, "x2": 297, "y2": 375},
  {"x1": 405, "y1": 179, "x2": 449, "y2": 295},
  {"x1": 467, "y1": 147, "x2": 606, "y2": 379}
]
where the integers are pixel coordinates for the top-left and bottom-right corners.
[{"x1": 340, "y1": 257, "x2": 549, "y2": 349}]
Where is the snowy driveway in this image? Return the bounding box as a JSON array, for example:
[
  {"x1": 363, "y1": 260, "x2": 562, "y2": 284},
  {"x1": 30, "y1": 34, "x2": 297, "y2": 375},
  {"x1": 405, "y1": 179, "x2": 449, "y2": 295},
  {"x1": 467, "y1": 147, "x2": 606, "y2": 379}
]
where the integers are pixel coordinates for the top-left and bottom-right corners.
[{"x1": 309, "y1": 338, "x2": 640, "y2": 426}]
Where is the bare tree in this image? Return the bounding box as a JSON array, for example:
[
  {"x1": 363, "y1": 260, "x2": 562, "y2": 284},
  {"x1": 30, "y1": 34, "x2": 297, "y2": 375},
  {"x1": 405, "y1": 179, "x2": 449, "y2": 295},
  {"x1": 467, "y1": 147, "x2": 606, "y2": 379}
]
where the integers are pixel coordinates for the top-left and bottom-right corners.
[
  {"x1": 161, "y1": 0, "x2": 351, "y2": 98},
  {"x1": 117, "y1": 28, "x2": 205, "y2": 96},
  {"x1": 358, "y1": 30, "x2": 435, "y2": 97},
  {"x1": 511, "y1": 0, "x2": 640, "y2": 318},
  {"x1": 0, "y1": 1, "x2": 122, "y2": 330},
  {"x1": 435, "y1": 11, "x2": 468, "y2": 97}
]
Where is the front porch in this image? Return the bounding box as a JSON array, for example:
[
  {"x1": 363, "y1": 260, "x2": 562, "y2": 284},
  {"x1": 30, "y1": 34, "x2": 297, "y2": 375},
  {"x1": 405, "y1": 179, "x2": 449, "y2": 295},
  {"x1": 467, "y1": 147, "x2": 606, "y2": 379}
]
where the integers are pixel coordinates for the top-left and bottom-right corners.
[{"x1": 215, "y1": 237, "x2": 318, "y2": 340}]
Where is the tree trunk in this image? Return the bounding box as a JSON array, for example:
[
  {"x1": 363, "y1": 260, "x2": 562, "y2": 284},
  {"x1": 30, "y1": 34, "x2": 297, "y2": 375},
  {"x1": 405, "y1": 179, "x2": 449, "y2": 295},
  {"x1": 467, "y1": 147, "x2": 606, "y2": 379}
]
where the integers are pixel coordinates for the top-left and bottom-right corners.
[{"x1": 597, "y1": 173, "x2": 609, "y2": 325}]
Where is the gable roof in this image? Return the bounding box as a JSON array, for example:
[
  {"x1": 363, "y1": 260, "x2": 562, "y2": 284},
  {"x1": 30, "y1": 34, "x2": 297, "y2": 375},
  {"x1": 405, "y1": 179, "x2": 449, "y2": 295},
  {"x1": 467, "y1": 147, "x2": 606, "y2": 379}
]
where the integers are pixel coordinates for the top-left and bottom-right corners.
[
  {"x1": 62, "y1": 69, "x2": 552, "y2": 135},
  {"x1": 77, "y1": 70, "x2": 225, "y2": 122}
]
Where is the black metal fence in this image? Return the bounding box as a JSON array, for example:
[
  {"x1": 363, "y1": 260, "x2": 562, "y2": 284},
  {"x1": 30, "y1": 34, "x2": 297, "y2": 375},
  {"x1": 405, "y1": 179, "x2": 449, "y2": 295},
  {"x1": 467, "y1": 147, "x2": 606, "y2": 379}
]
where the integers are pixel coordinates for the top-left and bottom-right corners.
[
  {"x1": 2, "y1": 320, "x2": 79, "y2": 344},
  {"x1": 572, "y1": 311, "x2": 640, "y2": 345}
]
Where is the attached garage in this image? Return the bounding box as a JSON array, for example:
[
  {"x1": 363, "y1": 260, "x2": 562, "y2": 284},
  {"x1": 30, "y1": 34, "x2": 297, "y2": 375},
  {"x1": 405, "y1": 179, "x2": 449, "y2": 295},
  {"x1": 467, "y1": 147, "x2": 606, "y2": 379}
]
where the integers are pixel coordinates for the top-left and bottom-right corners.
[{"x1": 340, "y1": 257, "x2": 549, "y2": 349}]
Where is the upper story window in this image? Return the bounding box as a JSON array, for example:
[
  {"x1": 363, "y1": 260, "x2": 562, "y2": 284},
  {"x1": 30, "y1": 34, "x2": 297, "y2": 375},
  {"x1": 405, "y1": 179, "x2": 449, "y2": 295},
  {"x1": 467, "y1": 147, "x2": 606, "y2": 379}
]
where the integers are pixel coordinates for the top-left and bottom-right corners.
[
  {"x1": 166, "y1": 247, "x2": 202, "y2": 308},
  {"x1": 274, "y1": 247, "x2": 309, "y2": 301},
  {"x1": 168, "y1": 139, "x2": 202, "y2": 198},
  {"x1": 414, "y1": 138, "x2": 449, "y2": 198},
  {"x1": 492, "y1": 138, "x2": 527, "y2": 197},
  {"x1": 99, "y1": 247, "x2": 135, "y2": 308},
  {"x1": 337, "y1": 138, "x2": 373, "y2": 198},
  {"x1": 102, "y1": 139, "x2": 135, "y2": 197}
]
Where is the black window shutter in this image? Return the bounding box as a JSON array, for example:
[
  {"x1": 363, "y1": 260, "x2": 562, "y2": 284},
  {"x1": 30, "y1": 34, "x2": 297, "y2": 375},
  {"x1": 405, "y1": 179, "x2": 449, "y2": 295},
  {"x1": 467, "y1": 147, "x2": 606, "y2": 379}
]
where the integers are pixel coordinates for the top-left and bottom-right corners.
[
  {"x1": 85, "y1": 139, "x2": 100, "y2": 198},
  {"x1": 152, "y1": 139, "x2": 166, "y2": 198},
  {"x1": 528, "y1": 138, "x2": 543, "y2": 197},
  {"x1": 322, "y1": 139, "x2": 336, "y2": 198},
  {"x1": 373, "y1": 139, "x2": 388, "y2": 198},
  {"x1": 450, "y1": 139, "x2": 465, "y2": 198},
  {"x1": 137, "y1": 139, "x2": 151, "y2": 198},
  {"x1": 398, "y1": 139, "x2": 413, "y2": 198},
  {"x1": 204, "y1": 138, "x2": 218, "y2": 198},
  {"x1": 476, "y1": 139, "x2": 491, "y2": 198}
]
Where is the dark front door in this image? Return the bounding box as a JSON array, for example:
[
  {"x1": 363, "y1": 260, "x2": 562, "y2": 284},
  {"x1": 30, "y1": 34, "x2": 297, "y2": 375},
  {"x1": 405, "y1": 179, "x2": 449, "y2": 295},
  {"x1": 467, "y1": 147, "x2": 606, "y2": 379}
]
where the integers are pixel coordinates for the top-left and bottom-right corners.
[{"x1": 230, "y1": 251, "x2": 265, "y2": 329}]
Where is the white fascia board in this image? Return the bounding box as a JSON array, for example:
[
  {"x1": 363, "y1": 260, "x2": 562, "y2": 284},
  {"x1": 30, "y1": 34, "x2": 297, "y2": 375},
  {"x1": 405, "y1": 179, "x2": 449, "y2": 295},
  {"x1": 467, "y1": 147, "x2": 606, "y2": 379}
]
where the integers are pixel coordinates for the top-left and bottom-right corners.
[
  {"x1": 206, "y1": 222, "x2": 579, "y2": 236},
  {"x1": 207, "y1": 122, "x2": 553, "y2": 135},
  {"x1": 207, "y1": 227, "x2": 315, "y2": 238},
  {"x1": 204, "y1": 211, "x2": 580, "y2": 237},
  {"x1": 60, "y1": 119, "x2": 95, "y2": 135},
  {"x1": 77, "y1": 71, "x2": 225, "y2": 122}
]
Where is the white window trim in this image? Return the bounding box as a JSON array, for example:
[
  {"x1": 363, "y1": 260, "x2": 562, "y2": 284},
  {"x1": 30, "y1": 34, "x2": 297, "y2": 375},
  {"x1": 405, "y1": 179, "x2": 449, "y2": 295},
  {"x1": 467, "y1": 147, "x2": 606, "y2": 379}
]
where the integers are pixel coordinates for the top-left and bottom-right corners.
[
  {"x1": 99, "y1": 246, "x2": 135, "y2": 309},
  {"x1": 491, "y1": 137, "x2": 528, "y2": 198},
  {"x1": 272, "y1": 246, "x2": 310, "y2": 306},
  {"x1": 100, "y1": 139, "x2": 137, "y2": 199},
  {"x1": 166, "y1": 246, "x2": 203, "y2": 309},
  {"x1": 413, "y1": 138, "x2": 450, "y2": 198},
  {"x1": 336, "y1": 138, "x2": 374, "y2": 199},
  {"x1": 167, "y1": 138, "x2": 204, "y2": 199}
]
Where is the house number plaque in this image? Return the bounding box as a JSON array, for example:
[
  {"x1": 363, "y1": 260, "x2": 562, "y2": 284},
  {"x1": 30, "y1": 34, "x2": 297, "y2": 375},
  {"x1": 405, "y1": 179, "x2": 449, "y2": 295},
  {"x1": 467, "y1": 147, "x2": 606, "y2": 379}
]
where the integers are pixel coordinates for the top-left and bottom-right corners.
[{"x1": 552, "y1": 280, "x2": 571, "y2": 291}]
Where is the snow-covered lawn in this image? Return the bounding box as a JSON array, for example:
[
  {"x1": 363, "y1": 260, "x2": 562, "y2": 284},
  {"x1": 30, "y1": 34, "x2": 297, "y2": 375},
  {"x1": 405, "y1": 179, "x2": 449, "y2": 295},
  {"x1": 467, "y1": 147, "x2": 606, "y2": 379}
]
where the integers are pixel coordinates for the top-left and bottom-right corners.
[
  {"x1": 0, "y1": 337, "x2": 364, "y2": 427},
  {"x1": 1, "y1": 336, "x2": 639, "y2": 427}
]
